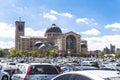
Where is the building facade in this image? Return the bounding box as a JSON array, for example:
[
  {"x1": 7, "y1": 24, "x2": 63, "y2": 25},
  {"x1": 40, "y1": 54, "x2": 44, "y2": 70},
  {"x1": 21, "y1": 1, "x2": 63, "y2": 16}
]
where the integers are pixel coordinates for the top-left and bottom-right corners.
[{"x1": 15, "y1": 20, "x2": 88, "y2": 56}]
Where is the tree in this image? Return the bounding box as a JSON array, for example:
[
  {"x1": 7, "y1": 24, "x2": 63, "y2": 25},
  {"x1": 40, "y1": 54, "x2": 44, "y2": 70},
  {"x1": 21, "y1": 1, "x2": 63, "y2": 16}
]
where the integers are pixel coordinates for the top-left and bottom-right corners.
[
  {"x1": 45, "y1": 49, "x2": 56, "y2": 57},
  {"x1": 98, "y1": 51, "x2": 106, "y2": 57},
  {"x1": 0, "y1": 48, "x2": 4, "y2": 57},
  {"x1": 9, "y1": 48, "x2": 17, "y2": 57},
  {"x1": 9, "y1": 48, "x2": 22, "y2": 58},
  {"x1": 114, "y1": 51, "x2": 120, "y2": 58},
  {"x1": 49, "y1": 49, "x2": 56, "y2": 57},
  {"x1": 31, "y1": 50, "x2": 38, "y2": 57},
  {"x1": 76, "y1": 51, "x2": 82, "y2": 57},
  {"x1": 16, "y1": 50, "x2": 22, "y2": 57},
  {"x1": 21, "y1": 50, "x2": 29, "y2": 57}
]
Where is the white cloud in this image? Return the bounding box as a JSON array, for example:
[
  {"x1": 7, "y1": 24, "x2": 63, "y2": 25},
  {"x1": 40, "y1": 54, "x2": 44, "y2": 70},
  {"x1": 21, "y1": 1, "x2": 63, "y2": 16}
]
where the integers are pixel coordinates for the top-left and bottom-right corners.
[
  {"x1": 105, "y1": 23, "x2": 120, "y2": 29},
  {"x1": 81, "y1": 28, "x2": 100, "y2": 36},
  {"x1": 84, "y1": 35, "x2": 120, "y2": 51},
  {"x1": 61, "y1": 27, "x2": 67, "y2": 31},
  {"x1": 42, "y1": 10, "x2": 73, "y2": 21},
  {"x1": 25, "y1": 27, "x2": 45, "y2": 37},
  {"x1": 112, "y1": 29, "x2": 120, "y2": 31},
  {"x1": 76, "y1": 18, "x2": 98, "y2": 26},
  {"x1": 0, "y1": 22, "x2": 15, "y2": 38},
  {"x1": 0, "y1": 41, "x2": 14, "y2": 49},
  {"x1": 61, "y1": 13, "x2": 73, "y2": 18},
  {"x1": 50, "y1": 10, "x2": 73, "y2": 18},
  {"x1": 0, "y1": 22, "x2": 15, "y2": 49},
  {"x1": 76, "y1": 18, "x2": 89, "y2": 24},
  {"x1": 43, "y1": 13, "x2": 57, "y2": 21},
  {"x1": 50, "y1": 10, "x2": 58, "y2": 15}
]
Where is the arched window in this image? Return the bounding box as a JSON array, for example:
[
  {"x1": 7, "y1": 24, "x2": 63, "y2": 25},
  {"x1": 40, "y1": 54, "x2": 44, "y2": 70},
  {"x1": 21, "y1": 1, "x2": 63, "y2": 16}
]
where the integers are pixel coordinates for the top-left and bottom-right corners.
[{"x1": 66, "y1": 35, "x2": 76, "y2": 53}]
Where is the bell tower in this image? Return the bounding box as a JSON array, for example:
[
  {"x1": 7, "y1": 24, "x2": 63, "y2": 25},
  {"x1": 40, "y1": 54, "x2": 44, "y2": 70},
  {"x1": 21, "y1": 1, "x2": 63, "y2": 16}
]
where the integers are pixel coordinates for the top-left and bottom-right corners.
[{"x1": 15, "y1": 18, "x2": 25, "y2": 50}]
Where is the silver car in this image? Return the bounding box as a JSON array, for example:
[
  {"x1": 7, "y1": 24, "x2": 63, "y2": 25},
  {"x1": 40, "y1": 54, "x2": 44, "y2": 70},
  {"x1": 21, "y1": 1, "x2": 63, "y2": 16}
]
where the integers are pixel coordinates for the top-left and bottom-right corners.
[
  {"x1": 0, "y1": 65, "x2": 10, "y2": 80},
  {"x1": 12, "y1": 63, "x2": 61, "y2": 80}
]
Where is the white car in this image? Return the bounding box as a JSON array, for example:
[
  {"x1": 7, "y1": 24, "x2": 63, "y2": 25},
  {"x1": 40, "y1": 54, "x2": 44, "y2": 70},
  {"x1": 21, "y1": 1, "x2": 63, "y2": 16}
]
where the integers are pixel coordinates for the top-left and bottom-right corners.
[
  {"x1": 12, "y1": 63, "x2": 61, "y2": 80},
  {"x1": 51, "y1": 70, "x2": 120, "y2": 80},
  {"x1": 0, "y1": 65, "x2": 10, "y2": 80}
]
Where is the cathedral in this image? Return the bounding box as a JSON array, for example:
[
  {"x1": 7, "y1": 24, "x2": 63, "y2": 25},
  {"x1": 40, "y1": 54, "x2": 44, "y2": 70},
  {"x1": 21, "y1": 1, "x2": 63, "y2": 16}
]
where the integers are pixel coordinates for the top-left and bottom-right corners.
[{"x1": 15, "y1": 20, "x2": 88, "y2": 56}]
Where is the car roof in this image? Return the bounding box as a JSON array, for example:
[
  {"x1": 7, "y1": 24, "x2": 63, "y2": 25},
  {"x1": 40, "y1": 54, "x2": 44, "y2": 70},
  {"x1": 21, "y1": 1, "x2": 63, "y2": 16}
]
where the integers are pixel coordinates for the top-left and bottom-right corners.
[
  {"x1": 59, "y1": 70, "x2": 120, "y2": 79},
  {"x1": 74, "y1": 70, "x2": 119, "y2": 78},
  {"x1": 29, "y1": 63, "x2": 55, "y2": 65},
  {"x1": 17, "y1": 62, "x2": 55, "y2": 66}
]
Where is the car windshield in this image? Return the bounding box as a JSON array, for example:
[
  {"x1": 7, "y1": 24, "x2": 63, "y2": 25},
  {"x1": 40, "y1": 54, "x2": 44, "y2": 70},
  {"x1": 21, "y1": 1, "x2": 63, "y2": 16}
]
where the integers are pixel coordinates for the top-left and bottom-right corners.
[
  {"x1": 104, "y1": 77, "x2": 120, "y2": 80},
  {"x1": 29, "y1": 65, "x2": 58, "y2": 74}
]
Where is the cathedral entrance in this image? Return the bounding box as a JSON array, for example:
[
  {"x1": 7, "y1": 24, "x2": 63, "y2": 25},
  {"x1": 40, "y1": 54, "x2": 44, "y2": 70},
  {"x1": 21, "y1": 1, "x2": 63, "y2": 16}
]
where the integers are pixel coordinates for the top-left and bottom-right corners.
[{"x1": 66, "y1": 35, "x2": 76, "y2": 54}]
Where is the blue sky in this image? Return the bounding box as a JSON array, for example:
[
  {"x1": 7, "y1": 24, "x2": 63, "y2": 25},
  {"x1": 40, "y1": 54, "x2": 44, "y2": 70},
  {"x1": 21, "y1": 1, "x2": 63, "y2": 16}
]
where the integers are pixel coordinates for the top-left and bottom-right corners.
[{"x1": 0, "y1": 0, "x2": 120, "y2": 50}]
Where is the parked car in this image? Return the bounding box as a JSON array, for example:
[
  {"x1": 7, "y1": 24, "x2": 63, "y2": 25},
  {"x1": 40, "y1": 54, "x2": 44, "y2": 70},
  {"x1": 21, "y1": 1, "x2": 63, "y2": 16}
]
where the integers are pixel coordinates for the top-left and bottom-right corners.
[
  {"x1": 12, "y1": 63, "x2": 61, "y2": 80},
  {"x1": 81, "y1": 61, "x2": 99, "y2": 68},
  {"x1": 0, "y1": 65, "x2": 10, "y2": 80},
  {"x1": 51, "y1": 70, "x2": 120, "y2": 80},
  {"x1": 2, "y1": 67, "x2": 17, "y2": 80}
]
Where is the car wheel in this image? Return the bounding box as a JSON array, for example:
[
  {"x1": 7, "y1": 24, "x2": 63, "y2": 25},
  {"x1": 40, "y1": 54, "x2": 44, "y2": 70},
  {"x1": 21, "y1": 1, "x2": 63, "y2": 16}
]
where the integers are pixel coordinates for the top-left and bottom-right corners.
[{"x1": 2, "y1": 75, "x2": 8, "y2": 80}]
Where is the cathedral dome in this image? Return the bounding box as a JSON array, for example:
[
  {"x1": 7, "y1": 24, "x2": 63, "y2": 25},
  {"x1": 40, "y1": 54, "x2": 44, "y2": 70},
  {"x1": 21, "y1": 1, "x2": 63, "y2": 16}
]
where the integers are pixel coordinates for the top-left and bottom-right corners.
[{"x1": 45, "y1": 24, "x2": 62, "y2": 33}]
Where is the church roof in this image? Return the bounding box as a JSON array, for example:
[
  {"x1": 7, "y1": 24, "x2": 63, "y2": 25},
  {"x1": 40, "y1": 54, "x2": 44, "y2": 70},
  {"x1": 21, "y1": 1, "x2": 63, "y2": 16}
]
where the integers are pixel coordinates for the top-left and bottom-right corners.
[{"x1": 45, "y1": 24, "x2": 62, "y2": 33}]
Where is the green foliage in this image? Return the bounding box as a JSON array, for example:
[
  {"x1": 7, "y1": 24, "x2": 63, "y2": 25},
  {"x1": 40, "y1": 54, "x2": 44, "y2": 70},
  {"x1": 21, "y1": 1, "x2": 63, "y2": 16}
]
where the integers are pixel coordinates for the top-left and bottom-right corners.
[
  {"x1": 9, "y1": 48, "x2": 20, "y2": 57},
  {"x1": 0, "y1": 48, "x2": 4, "y2": 57},
  {"x1": 98, "y1": 51, "x2": 106, "y2": 57},
  {"x1": 31, "y1": 50, "x2": 37, "y2": 57},
  {"x1": 45, "y1": 49, "x2": 56, "y2": 57},
  {"x1": 21, "y1": 50, "x2": 29, "y2": 57},
  {"x1": 9, "y1": 48, "x2": 38, "y2": 58},
  {"x1": 76, "y1": 51, "x2": 82, "y2": 57},
  {"x1": 114, "y1": 51, "x2": 120, "y2": 58},
  {"x1": 8, "y1": 49, "x2": 55, "y2": 58}
]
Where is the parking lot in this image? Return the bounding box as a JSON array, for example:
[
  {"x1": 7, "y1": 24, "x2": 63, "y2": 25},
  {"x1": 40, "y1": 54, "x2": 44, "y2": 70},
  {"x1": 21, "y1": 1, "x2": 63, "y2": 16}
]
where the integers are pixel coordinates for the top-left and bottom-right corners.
[{"x1": 0, "y1": 57, "x2": 120, "y2": 80}]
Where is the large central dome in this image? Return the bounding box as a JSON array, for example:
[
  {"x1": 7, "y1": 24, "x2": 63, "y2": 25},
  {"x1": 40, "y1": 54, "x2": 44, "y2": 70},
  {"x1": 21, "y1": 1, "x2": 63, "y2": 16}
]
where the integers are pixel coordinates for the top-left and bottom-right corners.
[{"x1": 45, "y1": 24, "x2": 62, "y2": 33}]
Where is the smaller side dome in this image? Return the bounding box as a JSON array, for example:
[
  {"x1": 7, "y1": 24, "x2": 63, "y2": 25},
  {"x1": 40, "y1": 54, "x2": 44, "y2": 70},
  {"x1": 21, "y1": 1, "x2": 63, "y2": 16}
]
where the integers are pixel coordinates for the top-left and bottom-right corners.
[{"x1": 45, "y1": 24, "x2": 62, "y2": 33}]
